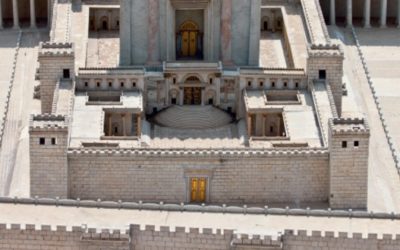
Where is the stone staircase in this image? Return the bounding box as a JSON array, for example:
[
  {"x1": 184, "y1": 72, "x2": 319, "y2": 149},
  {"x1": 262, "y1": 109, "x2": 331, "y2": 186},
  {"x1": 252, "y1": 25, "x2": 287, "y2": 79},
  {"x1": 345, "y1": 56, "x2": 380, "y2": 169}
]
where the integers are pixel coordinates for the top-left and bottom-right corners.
[{"x1": 152, "y1": 105, "x2": 233, "y2": 129}]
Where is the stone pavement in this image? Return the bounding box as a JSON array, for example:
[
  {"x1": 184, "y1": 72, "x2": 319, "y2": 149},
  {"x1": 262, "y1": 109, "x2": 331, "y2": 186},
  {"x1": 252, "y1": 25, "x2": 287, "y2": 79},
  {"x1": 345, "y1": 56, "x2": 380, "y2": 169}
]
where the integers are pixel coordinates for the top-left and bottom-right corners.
[
  {"x1": 355, "y1": 28, "x2": 400, "y2": 169},
  {"x1": 0, "y1": 31, "x2": 47, "y2": 197},
  {"x1": 259, "y1": 31, "x2": 288, "y2": 68},
  {"x1": 329, "y1": 26, "x2": 400, "y2": 213},
  {"x1": 0, "y1": 203, "x2": 399, "y2": 237},
  {"x1": 86, "y1": 31, "x2": 119, "y2": 67}
]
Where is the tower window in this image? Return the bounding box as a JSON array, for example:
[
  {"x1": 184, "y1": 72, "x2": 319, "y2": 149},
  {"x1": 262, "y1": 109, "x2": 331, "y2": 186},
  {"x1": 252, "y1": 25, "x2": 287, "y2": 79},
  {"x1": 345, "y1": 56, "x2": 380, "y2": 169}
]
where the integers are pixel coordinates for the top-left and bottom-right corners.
[
  {"x1": 248, "y1": 81, "x2": 252, "y2": 87},
  {"x1": 260, "y1": 82, "x2": 264, "y2": 87},
  {"x1": 342, "y1": 141, "x2": 347, "y2": 148},
  {"x1": 319, "y1": 70, "x2": 326, "y2": 80},
  {"x1": 63, "y1": 69, "x2": 70, "y2": 79},
  {"x1": 109, "y1": 82, "x2": 112, "y2": 87},
  {"x1": 271, "y1": 82, "x2": 275, "y2": 88},
  {"x1": 284, "y1": 82, "x2": 287, "y2": 88},
  {"x1": 132, "y1": 82, "x2": 136, "y2": 87},
  {"x1": 120, "y1": 82, "x2": 124, "y2": 87},
  {"x1": 295, "y1": 82, "x2": 299, "y2": 88},
  {"x1": 84, "y1": 82, "x2": 88, "y2": 87},
  {"x1": 97, "y1": 82, "x2": 100, "y2": 87},
  {"x1": 51, "y1": 138, "x2": 57, "y2": 145},
  {"x1": 173, "y1": 78, "x2": 176, "y2": 84},
  {"x1": 209, "y1": 78, "x2": 213, "y2": 84},
  {"x1": 354, "y1": 141, "x2": 359, "y2": 147},
  {"x1": 39, "y1": 138, "x2": 45, "y2": 145}
]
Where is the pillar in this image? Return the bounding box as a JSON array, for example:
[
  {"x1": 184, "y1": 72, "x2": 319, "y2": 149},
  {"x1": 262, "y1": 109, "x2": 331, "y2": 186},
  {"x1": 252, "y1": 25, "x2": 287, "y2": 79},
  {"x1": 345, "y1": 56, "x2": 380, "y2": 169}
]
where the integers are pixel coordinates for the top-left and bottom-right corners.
[
  {"x1": 380, "y1": 0, "x2": 387, "y2": 27},
  {"x1": 398, "y1": 0, "x2": 400, "y2": 27},
  {"x1": 47, "y1": 0, "x2": 51, "y2": 28},
  {"x1": 247, "y1": 115, "x2": 252, "y2": 137},
  {"x1": 364, "y1": 0, "x2": 371, "y2": 28},
  {"x1": 30, "y1": 0, "x2": 36, "y2": 28},
  {"x1": 122, "y1": 114, "x2": 126, "y2": 136},
  {"x1": 221, "y1": 0, "x2": 232, "y2": 64},
  {"x1": 108, "y1": 115, "x2": 112, "y2": 136},
  {"x1": 179, "y1": 89, "x2": 184, "y2": 105},
  {"x1": 262, "y1": 115, "x2": 266, "y2": 137},
  {"x1": 0, "y1": 0, "x2": 3, "y2": 29},
  {"x1": 137, "y1": 114, "x2": 141, "y2": 136},
  {"x1": 330, "y1": 0, "x2": 336, "y2": 25},
  {"x1": 147, "y1": 0, "x2": 160, "y2": 64},
  {"x1": 346, "y1": 0, "x2": 352, "y2": 27},
  {"x1": 12, "y1": 0, "x2": 19, "y2": 29}
]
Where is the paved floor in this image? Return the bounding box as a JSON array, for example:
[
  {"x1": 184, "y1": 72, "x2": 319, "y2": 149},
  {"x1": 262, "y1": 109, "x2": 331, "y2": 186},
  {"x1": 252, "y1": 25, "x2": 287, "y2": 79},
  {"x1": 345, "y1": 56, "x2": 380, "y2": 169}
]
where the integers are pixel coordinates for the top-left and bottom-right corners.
[
  {"x1": 0, "y1": 203, "x2": 399, "y2": 236},
  {"x1": 329, "y1": 26, "x2": 400, "y2": 213},
  {"x1": 86, "y1": 31, "x2": 119, "y2": 67},
  {"x1": 260, "y1": 31, "x2": 288, "y2": 68},
  {"x1": 0, "y1": 31, "x2": 47, "y2": 197},
  {"x1": 355, "y1": 28, "x2": 400, "y2": 166}
]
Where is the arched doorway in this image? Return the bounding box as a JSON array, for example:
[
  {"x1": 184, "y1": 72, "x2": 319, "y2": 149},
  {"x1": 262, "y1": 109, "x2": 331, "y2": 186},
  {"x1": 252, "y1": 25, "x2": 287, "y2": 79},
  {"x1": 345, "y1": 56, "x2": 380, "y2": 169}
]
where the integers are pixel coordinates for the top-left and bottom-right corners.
[
  {"x1": 100, "y1": 16, "x2": 108, "y2": 30},
  {"x1": 183, "y1": 76, "x2": 202, "y2": 105},
  {"x1": 177, "y1": 21, "x2": 202, "y2": 59}
]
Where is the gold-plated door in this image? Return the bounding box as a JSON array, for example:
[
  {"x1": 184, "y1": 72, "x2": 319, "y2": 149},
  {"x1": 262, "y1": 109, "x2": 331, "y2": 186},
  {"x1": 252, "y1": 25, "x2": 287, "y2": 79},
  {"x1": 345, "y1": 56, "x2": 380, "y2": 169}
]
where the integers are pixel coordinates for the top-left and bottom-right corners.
[
  {"x1": 182, "y1": 31, "x2": 190, "y2": 57},
  {"x1": 189, "y1": 31, "x2": 197, "y2": 57},
  {"x1": 190, "y1": 177, "x2": 207, "y2": 203}
]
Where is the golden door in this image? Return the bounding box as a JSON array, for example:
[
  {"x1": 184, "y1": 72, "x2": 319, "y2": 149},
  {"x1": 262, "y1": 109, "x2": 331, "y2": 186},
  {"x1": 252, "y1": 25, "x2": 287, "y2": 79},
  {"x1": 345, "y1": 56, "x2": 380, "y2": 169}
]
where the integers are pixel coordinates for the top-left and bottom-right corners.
[
  {"x1": 181, "y1": 31, "x2": 197, "y2": 57},
  {"x1": 184, "y1": 87, "x2": 193, "y2": 105},
  {"x1": 190, "y1": 177, "x2": 207, "y2": 203}
]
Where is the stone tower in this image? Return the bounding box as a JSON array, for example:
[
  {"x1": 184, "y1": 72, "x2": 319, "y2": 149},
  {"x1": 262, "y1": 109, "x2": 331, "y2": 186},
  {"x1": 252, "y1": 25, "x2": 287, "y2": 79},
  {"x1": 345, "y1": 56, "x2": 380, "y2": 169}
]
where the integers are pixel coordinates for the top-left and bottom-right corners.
[
  {"x1": 30, "y1": 114, "x2": 69, "y2": 198},
  {"x1": 307, "y1": 44, "x2": 344, "y2": 116},
  {"x1": 328, "y1": 118, "x2": 370, "y2": 209},
  {"x1": 38, "y1": 42, "x2": 74, "y2": 114}
]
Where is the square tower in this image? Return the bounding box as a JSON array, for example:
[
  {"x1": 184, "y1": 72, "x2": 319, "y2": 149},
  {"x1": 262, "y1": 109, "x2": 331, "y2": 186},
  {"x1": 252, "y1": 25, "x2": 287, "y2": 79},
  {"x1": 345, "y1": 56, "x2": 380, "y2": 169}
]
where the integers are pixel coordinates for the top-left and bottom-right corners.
[
  {"x1": 307, "y1": 44, "x2": 344, "y2": 116},
  {"x1": 38, "y1": 42, "x2": 75, "y2": 114},
  {"x1": 328, "y1": 118, "x2": 370, "y2": 209},
  {"x1": 30, "y1": 114, "x2": 69, "y2": 198}
]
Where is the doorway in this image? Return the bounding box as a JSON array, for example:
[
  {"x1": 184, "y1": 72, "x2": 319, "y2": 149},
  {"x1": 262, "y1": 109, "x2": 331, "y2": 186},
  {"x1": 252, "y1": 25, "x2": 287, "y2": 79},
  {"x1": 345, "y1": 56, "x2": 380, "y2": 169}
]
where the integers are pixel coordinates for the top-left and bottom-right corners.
[
  {"x1": 190, "y1": 177, "x2": 207, "y2": 203},
  {"x1": 184, "y1": 87, "x2": 202, "y2": 105},
  {"x1": 177, "y1": 20, "x2": 202, "y2": 59}
]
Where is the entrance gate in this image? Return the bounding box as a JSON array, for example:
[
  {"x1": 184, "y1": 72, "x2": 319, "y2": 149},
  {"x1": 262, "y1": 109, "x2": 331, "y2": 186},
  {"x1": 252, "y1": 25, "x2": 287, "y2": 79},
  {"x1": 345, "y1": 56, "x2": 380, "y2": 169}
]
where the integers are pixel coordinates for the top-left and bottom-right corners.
[{"x1": 190, "y1": 177, "x2": 207, "y2": 203}]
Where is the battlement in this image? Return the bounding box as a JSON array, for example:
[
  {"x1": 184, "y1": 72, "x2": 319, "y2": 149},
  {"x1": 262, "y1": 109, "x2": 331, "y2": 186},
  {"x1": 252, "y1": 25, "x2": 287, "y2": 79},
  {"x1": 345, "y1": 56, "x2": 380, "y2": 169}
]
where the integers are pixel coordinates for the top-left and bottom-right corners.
[
  {"x1": 38, "y1": 42, "x2": 74, "y2": 57},
  {"x1": 308, "y1": 43, "x2": 344, "y2": 57},
  {"x1": 68, "y1": 147, "x2": 329, "y2": 158},
  {"x1": 29, "y1": 114, "x2": 69, "y2": 132},
  {"x1": 283, "y1": 229, "x2": 400, "y2": 241},
  {"x1": 329, "y1": 118, "x2": 370, "y2": 135}
]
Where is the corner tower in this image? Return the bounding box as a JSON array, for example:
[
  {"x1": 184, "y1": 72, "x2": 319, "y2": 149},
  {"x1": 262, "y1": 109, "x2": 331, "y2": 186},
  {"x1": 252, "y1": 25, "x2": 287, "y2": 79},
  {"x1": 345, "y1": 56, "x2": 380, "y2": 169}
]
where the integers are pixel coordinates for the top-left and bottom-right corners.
[{"x1": 328, "y1": 118, "x2": 370, "y2": 209}]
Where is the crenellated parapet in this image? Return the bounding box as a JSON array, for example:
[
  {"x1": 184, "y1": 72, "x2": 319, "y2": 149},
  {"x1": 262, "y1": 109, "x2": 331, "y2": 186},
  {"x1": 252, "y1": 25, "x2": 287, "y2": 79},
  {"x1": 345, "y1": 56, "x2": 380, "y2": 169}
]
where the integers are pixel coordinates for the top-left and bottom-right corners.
[
  {"x1": 29, "y1": 114, "x2": 69, "y2": 132},
  {"x1": 38, "y1": 42, "x2": 74, "y2": 57},
  {"x1": 329, "y1": 118, "x2": 370, "y2": 136}
]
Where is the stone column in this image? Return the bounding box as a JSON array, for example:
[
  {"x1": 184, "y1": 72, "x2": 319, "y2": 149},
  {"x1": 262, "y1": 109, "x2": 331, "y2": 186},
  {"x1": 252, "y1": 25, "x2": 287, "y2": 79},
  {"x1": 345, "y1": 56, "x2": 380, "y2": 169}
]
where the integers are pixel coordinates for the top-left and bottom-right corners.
[
  {"x1": 247, "y1": 115, "x2": 252, "y2": 137},
  {"x1": 330, "y1": 0, "x2": 336, "y2": 25},
  {"x1": 108, "y1": 115, "x2": 112, "y2": 136},
  {"x1": 221, "y1": 0, "x2": 232, "y2": 64},
  {"x1": 30, "y1": 0, "x2": 36, "y2": 28},
  {"x1": 380, "y1": 0, "x2": 387, "y2": 27},
  {"x1": 137, "y1": 115, "x2": 141, "y2": 136},
  {"x1": 147, "y1": 0, "x2": 160, "y2": 64},
  {"x1": 0, "y1": 0, "x2": 3, "y2": 29},
  {"x1": 201, "y1": 89, "x2": 205, "y2": 106},
  {"x1": 346, "y1": 0, "x2": 352, "y2": 27},
  {"x1": 262, "y1": 115, "x2": 266, "y2": 137},
  {"x1": 47, "y1": 0, "x2": 51, "y2": 28},
  {"x1": 364, "y1": 0, "x2": 371, "y2": 28},
  {"x1": 397, "y1": 0, "x2": 400, "y2": 28},
  {"x1": 122, "y1": 114, "x2": 126, "y2": 136},
  {"x1": 12, "y1": 0, "x2": 19, "y2": 29},
  {"x1": 179, "y1": 89, "x2": 184, "y2": 105}
]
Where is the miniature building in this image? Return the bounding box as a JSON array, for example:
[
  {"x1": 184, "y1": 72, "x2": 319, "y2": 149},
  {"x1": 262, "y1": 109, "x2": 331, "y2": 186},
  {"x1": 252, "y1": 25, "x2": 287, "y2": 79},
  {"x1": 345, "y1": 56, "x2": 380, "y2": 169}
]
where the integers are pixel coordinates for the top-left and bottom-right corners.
[{"x1": 28, "y1": 0, "x2": 371, "y2": 210}]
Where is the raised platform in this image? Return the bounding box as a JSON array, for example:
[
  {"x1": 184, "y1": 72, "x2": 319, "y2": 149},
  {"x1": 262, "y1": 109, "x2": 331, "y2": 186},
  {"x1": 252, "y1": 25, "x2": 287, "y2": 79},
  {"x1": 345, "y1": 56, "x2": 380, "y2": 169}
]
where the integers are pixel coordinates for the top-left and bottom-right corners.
[{"x1": 152, "y1": 105, "x2": 234, "y2": 129}]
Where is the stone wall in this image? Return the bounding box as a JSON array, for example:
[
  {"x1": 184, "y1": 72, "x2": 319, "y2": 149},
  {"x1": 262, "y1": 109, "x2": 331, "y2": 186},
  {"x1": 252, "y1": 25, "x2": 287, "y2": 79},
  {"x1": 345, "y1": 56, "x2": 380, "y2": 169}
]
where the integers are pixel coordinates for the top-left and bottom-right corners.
[
  {"x1": 1, "y1": 223, "x2": 399, "y2": 250},
  {"x1": 68, "y1": 149, "x2": 329, "y2": 204}
]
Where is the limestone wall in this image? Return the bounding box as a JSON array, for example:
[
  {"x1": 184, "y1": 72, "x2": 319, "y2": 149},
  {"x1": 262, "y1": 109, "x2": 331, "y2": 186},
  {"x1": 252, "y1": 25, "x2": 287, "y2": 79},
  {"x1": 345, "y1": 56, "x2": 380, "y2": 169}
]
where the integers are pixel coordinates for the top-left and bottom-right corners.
[
  {"x1": 1, "y1": 224, "x2": 399, "y2": 250},
  {"x1": 68, "y1": 150, "x2": 329, "y2": 204}
]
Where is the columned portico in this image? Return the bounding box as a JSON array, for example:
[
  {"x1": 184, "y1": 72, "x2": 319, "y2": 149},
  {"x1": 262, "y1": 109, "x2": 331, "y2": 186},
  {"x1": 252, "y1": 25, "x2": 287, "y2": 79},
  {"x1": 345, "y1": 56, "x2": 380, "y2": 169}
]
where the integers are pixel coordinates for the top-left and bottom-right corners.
[
  {"x1": 330, "y1": 0, "x2": 335, "y2": 25},
  {"x1": 12, "y1": 0, "x2": 19, "y2": 29},
  {"x1": 380, "y1": 0, "x2": 387, "y2": 28},
  {"x1": 364, "y1": 0, "x2": 371, "y2": 28},
  {"x1": 346, "y1": 0, "x2": 352, "y2": 27},
  {"x1": 30, "y1": 0, "x2": 36, "y2": 29}
]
